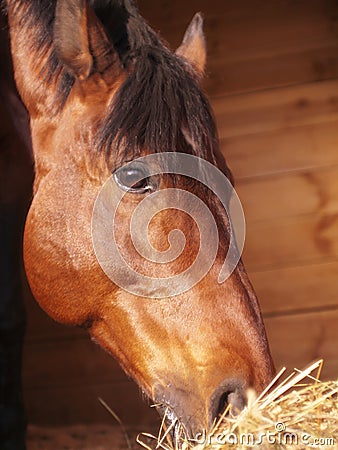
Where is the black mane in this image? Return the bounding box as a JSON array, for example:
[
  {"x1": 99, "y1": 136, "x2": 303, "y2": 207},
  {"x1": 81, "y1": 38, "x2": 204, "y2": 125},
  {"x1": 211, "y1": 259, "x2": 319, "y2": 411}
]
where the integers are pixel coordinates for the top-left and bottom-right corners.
[
  {"x1": 5, "y1": 0, "x2": 219, "y2": 161},
  {"x1": 96, "y1": 45, "x2": 218, "y2": 162},
  {"x1": 94, "y1": 1, "x2": 219, "y2": 161}
]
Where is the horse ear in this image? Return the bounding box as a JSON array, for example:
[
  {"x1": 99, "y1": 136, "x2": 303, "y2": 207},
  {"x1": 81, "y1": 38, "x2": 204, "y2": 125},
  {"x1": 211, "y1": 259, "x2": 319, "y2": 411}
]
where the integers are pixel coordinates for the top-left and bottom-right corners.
[
  {"x1": 176, "y1": 13, "x2": 206, "y2": 77},
  {"x1": 54, "y1": 0, "x2": 116, "y2": 80}
]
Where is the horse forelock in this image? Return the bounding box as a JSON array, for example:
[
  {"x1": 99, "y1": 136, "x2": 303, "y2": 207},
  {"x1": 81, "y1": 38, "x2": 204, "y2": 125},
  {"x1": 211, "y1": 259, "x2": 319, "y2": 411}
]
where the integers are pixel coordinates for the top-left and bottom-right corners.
[{"x1": 94, "y1": 45, "x2": 219, "y2": 164}]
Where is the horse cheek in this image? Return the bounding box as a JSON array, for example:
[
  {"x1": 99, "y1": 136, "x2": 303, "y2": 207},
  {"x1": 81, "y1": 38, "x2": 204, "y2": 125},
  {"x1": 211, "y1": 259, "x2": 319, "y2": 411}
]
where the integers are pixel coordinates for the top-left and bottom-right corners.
[{"x1": 23, "y1": 193, "x2": 94, "y2": 326}]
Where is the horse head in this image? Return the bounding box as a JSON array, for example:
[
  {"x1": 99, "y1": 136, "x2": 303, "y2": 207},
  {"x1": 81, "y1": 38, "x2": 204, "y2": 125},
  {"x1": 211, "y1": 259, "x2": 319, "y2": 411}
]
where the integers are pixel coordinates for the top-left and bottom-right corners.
[{"x1": 7, "y1": 0, "x2": 275, "y2": 439}]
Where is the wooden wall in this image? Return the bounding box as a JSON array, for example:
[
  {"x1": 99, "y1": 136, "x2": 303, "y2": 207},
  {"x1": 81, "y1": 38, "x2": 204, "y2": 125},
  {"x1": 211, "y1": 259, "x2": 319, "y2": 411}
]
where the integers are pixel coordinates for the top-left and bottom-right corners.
[{"x1": 22, "y1": 0, "x2": 338, "y2": 428}]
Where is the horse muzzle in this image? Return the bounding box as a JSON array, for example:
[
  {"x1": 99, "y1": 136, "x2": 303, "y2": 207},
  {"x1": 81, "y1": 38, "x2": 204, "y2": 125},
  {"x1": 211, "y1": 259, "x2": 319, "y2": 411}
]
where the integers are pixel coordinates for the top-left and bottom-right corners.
[{"x1": 153, "y1": 377, "x2": 247, "y2": 444}]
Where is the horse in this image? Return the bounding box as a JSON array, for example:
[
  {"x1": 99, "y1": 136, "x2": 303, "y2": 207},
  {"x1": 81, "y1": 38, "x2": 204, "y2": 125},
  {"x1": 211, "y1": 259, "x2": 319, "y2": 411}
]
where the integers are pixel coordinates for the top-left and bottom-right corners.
[{"x1": 2, "y1": 0, "x2": 275, "y2": 446}]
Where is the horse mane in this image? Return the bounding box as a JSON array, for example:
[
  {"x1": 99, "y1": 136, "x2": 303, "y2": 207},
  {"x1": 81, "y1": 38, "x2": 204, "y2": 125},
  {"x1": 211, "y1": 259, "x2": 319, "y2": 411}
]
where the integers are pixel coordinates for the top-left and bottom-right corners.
[
  {"x1": 96, "y1": 45, "x2": 218, "y2": 162},
  {"x1": 4, "y1": 0, "x2": 219, "y2": 162},
  {"x1": 94, "y1": 1, "x2": 219, "y2": 161}
]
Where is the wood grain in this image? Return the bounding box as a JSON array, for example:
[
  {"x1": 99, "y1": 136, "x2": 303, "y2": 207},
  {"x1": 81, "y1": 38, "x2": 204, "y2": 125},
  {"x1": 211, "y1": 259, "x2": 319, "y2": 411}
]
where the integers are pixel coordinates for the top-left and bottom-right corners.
[
  {"x1": 243, "y1": 211, "x2": 338, "y2": 270},
  {"x1": 265, "y1": 309, "x2": 338, "y2": 381},
  {"x1": 237, "y1": 165, "x2": 338, "y2": 223},
  {"x1": 213, "y1": 79, "x2": 338, "y2": 139},
  {"x1": 23, "y1": 336, "x2": 127, "y2": 390},
  {"x1": 222, "y1": 121, "x2": 338, "y2": 179},
  {"x1": 140, "y1": 0, "x2": 338, "y2": 96},
  {"x1": 253, "y1": 260, "x2": 338, "y2": 314},
  {"x1": 24, "y1": 380, "x2": 159, "y2": 427}
]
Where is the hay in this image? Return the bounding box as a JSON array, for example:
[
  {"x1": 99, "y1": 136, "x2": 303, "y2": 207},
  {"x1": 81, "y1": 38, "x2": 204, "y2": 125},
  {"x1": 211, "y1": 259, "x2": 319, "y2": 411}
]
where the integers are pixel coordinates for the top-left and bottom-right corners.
[{"x1": 137, "y1": 360, "x2": 338, "y2": 450}]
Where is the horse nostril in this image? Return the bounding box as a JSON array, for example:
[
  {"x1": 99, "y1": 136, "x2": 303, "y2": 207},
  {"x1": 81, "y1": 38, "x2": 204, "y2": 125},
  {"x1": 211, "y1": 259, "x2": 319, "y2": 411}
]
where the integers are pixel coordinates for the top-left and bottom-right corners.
[
  {"x1": 216, "y1": 391, "x2": 231, "y2": 418},
  {"x1": 212, "y1": 381, "x2": 247, "y2": 419}
]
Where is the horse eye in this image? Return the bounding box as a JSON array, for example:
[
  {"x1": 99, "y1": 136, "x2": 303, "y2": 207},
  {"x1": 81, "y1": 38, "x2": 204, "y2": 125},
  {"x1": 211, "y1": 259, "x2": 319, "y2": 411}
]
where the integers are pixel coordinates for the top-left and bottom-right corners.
[{"x1": 113, "y1": 165, "x2": 154, "y2": 193}]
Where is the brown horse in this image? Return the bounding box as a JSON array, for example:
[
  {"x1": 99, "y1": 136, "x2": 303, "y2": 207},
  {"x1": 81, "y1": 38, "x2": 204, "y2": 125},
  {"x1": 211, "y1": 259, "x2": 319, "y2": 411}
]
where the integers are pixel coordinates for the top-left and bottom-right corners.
[{"x1": 4, "y1": 0, "x2": 274, "y2": 442}]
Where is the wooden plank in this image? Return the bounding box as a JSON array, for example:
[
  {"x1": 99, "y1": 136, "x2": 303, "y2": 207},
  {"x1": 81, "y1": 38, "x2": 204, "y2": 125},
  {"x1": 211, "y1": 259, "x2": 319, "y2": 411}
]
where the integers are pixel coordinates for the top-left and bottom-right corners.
[
  {"x1": 212, "y1": 79, "x2": 338, "y2": 139},
  {"x1": 24, "y1": 381, "x2": 160, "y2": 427},
  {"x1": 140, "y1": 0, "x2": 331, "y2": 25},
  {"x1": 236, "y1": 165, "x2": 338, "y2": 224},
  {"x1": 205, "y1": 46, "x2": 338, "y2": 97},
  {"x1": 26, "y1": 424, "x2": 142, "y2": 450},
  {"x1": 243, "y1": 211, "x2": 338, "y2": 271},
  {"x1": 206, "y1": 9, "x2": 336, "y2": 60},
  {"x1": 251, "y1": 260, "x2": 338, "y2": 314},
  {"x1": 23, "y1": 337, "x2": 127, "y2": 390},
  {"x1": 265, "y1": 309, "x2": 338, "y2": 381},
  {"x1": 222, "y1": 121, "x2": 338, "y2": 179},
  {"x1": 204, "y1": 15, "x2": 338, "y2": 65},
  {"x1": 140, "y1": 0, "x2": 336, "y2": 51},
  {"x1": 139, "y1": 0, "x2": 338, "y2": 96}
]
